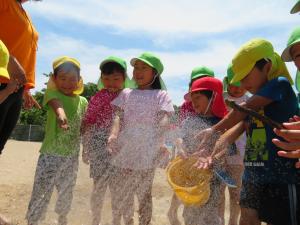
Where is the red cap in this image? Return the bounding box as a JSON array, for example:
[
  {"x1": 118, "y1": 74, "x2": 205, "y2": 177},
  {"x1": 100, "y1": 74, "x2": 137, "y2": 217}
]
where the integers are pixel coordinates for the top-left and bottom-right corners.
[{"x1": 187, "y1": 77, "x2": 228, "y2": 118}]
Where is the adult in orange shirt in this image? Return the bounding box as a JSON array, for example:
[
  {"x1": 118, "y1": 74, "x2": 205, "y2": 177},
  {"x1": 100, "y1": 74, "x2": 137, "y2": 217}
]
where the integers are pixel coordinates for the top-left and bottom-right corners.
[
  {"x1": 0, "y1": 1, "x2": 40, "y2": 222},
  {"x1": 0, "y1": 0, "x2": 41, "y2": 147}
]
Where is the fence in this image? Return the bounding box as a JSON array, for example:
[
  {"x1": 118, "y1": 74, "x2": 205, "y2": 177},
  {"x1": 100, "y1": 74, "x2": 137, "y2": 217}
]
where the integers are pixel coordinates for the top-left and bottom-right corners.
[{"x1": 10, "y1": 124, "x2": 44, "y2": 142}]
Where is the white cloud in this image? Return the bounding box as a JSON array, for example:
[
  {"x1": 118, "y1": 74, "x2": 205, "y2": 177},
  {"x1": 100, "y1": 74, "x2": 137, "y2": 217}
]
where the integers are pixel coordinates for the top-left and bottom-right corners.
[{"x1": 25, "y1": 0, "x2": 297, "y2": 40}]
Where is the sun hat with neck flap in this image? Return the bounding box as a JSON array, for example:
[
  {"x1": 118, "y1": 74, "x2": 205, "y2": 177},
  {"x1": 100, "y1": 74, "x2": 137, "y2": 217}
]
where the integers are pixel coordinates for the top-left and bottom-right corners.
[
  {"x1": 223, "y1": 63, "x2": 241, "y2": 92},
  {"x1": 130, "y1": 52, "x2": 166, "y2": 90},
  {"x1": 47, "y1": 56, "x2": 84, "y2": 95},
  {"x1": 97, "y1": 56, "x2": 135, "y2": 90},
  {"x1": 231, "y1": 38, "x2": 293, "y2": 85},
  {"x1": 187, "y1": 77, "x2": 228, "y2": 118},
  {"x1": 281, "y1": 27, "x2": 300, "y2": 62}
]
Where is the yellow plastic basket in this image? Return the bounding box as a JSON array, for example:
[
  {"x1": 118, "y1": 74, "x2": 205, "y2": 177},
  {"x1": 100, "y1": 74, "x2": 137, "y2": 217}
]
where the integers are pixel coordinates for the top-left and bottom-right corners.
[{"x1": 167, "y1": 157, "x2": 212, "y2": 206}]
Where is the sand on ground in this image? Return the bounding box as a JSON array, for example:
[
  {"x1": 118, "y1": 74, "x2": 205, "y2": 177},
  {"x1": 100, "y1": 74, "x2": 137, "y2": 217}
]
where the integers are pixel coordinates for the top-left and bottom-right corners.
[{"x1": 0, "y1": 140, "x2": 233, "y2": 225}]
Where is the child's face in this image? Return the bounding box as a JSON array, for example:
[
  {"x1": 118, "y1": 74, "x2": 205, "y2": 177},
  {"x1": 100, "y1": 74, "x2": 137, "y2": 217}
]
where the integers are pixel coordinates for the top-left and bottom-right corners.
[
  {"x1": 133, "y1": 60, "x2": 155, "y2": 88},
  {"x1": 191, "y1": 92, "x2": 211, "y2": 115},
  {"x1": 101, "y1": 72, "x2": 125, "y2": 93},
  {"x1": 290, "y1": 43, "x2": 300, "y2": 71},
  {"x1": 227, "y1": 84, "x2": 247, "y2": 98},
  {"x1": 54, "y1": 70, "x2": 80, "y2": 96},
  {"x1": 240, "y1": 63, "x2": 270, "y2": 94}
]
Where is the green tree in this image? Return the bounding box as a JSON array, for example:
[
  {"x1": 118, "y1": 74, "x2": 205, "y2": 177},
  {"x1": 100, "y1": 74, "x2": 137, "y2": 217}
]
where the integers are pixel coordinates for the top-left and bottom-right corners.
[{"x1": 82, "y1": 82, "x2": 98, "y2": 101}]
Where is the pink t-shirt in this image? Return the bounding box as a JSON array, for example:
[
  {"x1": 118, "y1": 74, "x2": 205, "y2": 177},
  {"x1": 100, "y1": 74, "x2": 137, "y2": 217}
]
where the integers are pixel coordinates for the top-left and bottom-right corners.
[
  {"x1": 111, "y1": 88, "x2": 174, "y2": 170},
  {"x1": 83, "y1": 89, "x2": 119, "y2": 129}
]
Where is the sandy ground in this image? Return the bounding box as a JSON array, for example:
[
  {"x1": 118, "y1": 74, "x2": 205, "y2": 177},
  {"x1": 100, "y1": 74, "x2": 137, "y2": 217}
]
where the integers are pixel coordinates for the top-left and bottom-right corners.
[{"x1": 0, "y1": 140, "x2": 233, "y2": 225}]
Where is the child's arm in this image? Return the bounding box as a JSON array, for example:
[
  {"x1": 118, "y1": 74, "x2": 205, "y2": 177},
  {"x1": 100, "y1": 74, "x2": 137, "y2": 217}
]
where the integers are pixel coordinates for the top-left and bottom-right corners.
[
  {"x1": 107, "y1": 107, "x2": 123, "y2": 155},
  {"x1": 48, "y1": 99, "x2": 69, "y2": 131},
  {"x1": 195, "y1": 121, "x2": 245, "y2": 169},
  {"x1": 0, "y1": 80, "x2": 17, "y2": 104},
  {"x1": 213, "y1": 96, "x2": 273, "y2": 133},
  {"x1": 196, "y1": 95, "x2": 272, "y2": 154}
]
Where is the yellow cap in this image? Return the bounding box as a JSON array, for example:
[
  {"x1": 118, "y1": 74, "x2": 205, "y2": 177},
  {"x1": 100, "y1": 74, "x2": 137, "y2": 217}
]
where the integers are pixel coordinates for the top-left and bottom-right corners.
[
  {"x1": 0, "y1": 40, "x2": 10, "y2": 81},
  {"x1": 52, "y1": 56, "x2": 80, "y2": 70},
  {"x1": 48, "y1": 56, "x2": 84, "y2": 95},
  {"x1": 167, "y1": 157, "x2": 212, "y2": 206},
  {"x1": 231, "y1": 39, "x2": 274, "y2": 83}
]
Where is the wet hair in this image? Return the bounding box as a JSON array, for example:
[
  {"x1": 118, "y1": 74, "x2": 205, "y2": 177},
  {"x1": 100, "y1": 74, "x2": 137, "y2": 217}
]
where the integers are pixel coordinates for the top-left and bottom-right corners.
[
  {"x1": 100, "y1": 62, "x2": 125, "y2": 76},
  {"x1": 198, "y1": 90, "x2": 213, "y2": 100},
  {"x1": 254, "y1": 58, "x2": 270, "y2": 71},
  {"x1": 150, "y1": 69, "x2": 162, "y2": 89},
  {"x1": 53, "y1": 62, "x2": 80, "y2": 78}
]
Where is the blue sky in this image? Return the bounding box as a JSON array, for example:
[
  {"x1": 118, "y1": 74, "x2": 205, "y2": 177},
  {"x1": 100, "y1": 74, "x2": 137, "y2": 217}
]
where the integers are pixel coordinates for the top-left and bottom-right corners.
[{"x1": 24, "y1": 0, "x2": 299, "y2": 105}]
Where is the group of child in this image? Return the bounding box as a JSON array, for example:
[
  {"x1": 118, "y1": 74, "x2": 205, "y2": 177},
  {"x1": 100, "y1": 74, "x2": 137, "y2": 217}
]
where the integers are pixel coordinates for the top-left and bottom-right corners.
[{"x1": 1, "y1": 16, "x2": 300, "y2": 225}]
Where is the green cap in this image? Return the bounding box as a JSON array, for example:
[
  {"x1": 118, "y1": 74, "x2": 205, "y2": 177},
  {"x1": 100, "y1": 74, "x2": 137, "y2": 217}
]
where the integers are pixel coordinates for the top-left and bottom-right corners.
[
  {"x1": 291, "y1": 0, "x2": 300, "y2": 14},
  {"x1": 130, "y1": 52, "x2": 166, "y2": 90},
  {"x1": 98, "y1": 56, "x2": 135, "y2": 90},
  {"x1": 190, "y1": 66, "x2": 214, "y2": 81},
  {"x1": 223, "y1": 64, "x2": 240, "y2": 92},
  {"x1": 281, "y1": 27, "x2": 300, "y2": 62},
  {"x1": 99, "y1": 56, "x2": 127, "y2": 71},
  {"x1": 130, "y1": 52, "x2": 164, "y2": 75}
]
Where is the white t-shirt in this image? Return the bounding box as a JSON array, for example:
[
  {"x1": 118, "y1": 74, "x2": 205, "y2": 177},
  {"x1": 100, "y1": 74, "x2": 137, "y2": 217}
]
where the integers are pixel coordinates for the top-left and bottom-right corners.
[
  {"x1": 223, "y1": 92, "x2": 249, "y2": 165},
  {"x1": 111, "y1": 88, "x2": 174, "y2": 170}
]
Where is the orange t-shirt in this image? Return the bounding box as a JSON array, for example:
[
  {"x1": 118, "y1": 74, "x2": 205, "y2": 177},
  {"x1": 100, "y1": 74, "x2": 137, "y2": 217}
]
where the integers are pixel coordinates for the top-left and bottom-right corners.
[{"x1": 0, "y1": 0, "x2": 38, "y2": 89}]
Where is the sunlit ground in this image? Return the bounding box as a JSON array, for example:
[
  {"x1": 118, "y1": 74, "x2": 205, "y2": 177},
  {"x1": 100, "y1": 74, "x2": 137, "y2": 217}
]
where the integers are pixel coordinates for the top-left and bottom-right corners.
[{"x1": 0, "y1": 140, "x2": 258, "y2": 225}]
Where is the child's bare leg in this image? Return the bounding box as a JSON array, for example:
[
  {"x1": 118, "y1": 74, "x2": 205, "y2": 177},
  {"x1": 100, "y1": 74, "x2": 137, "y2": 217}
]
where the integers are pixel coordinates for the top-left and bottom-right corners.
[
  {"x1": 167, "y1": 193, "x2": 181, "y2": 225},
  {"x1": 228, "y1": 187, "x2": 241, "y2": 225},
  {"x1": 228, "y1": 165, "x2": 243, "y2": 225},
  {"x1": 91, "y1": 177, "x2": 108, "y2": 225},
  {"x1": 218, "y1": 184, "x2": 226, "y2": 225}
]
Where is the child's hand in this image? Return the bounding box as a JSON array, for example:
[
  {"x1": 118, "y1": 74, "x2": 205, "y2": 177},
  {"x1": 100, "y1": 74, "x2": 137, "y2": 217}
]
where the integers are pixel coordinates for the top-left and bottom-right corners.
[
  {"x1": 57, "y1": 113, "x2": 69, "y2": 131},
  {"x1": 107, "y1": 134, "x2": 118, "y2": 155},
  {"x1": 194, "y1": 156, "x2": 213, "y2": 169},
  {"x1": 82, "y1": 149, "x2": 90, "y2": 165}
]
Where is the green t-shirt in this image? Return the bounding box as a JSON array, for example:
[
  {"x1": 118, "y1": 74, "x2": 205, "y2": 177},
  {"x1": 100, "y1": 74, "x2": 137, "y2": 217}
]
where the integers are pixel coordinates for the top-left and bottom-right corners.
[{"x1": 40, "y1": 90, "x2": 88, "y2": 156}]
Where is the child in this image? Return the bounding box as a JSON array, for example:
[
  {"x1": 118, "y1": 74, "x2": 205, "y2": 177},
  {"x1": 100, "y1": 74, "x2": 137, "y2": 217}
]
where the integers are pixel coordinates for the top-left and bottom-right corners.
[
  {"x1": 179, "y1": 66, "x2": 215, "y2": 124},
  {"x1": 178, "y1": 77, "x2": 228, "y2": 225},
  {"x1": 274, "y1": 27, "x2": 300, "y2": 167},
  {"x1": 81, "y1": 56, "x2": 131, "y2": 225},
  {"x1": 108, "y1": 52, "x2": 174, "y2": 225},
  {"x1": 168, "y1": 65, "x2": 215, "y2": 225},
  {"x1": 26, "y1": 56, "x2": 88, "y2": 225},
  {"x1": 219, "y1": 64, "x2": 248, "y2": 225},
  {"x1": 197, "y1": 39, "x2": 299, "y2": 225}
]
